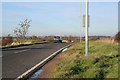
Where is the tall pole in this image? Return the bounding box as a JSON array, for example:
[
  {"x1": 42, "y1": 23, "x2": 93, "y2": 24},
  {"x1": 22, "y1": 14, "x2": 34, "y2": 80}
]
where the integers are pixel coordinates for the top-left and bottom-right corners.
[
  {"x1": 85, "y1": 0, "x2": 89, "y2": 56},
  {"x1": 80, "y1": 1, "x2": 82, "y2": 43}
]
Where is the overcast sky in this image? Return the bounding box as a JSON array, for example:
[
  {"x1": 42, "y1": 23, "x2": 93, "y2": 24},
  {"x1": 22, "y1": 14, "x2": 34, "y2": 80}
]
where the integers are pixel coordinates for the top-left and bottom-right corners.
[{"x1": 2, "y1": 2, "x2": 118, "y2": 37}]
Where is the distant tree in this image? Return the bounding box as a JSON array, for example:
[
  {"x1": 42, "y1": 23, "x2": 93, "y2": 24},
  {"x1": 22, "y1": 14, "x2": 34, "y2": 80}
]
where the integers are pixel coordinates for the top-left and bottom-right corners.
[
  {"x1": 32, "y1": 35, "x2": 38, "y2": 39},
  {"x1": 14, "y1": 19, "x2": 32, "y2": 44},
  {"x1": 114, "y1": 32, "x2": 120, "y2": 42}
]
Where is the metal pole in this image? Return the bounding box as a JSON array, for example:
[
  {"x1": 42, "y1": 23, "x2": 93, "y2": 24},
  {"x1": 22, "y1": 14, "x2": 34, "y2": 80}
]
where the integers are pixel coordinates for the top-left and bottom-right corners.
[
  {"x1": 80, "y1": 1, "x2": 82, "y2": 43},
  {"x1": 85, "y1": 0, "x2": 89, "y2": 56}
]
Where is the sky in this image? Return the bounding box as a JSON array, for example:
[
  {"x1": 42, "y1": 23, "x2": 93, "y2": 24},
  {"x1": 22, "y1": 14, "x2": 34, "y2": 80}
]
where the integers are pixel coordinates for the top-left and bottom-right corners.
[{"x1": 2, "y1": 2, "x2": 118, "y2": 37}]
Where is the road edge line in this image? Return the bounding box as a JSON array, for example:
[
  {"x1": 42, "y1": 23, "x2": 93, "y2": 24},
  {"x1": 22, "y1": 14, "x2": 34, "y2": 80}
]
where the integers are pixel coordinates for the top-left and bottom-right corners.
[{"x1": 15, "y1": 44, "x2": 72, "y2": 80}]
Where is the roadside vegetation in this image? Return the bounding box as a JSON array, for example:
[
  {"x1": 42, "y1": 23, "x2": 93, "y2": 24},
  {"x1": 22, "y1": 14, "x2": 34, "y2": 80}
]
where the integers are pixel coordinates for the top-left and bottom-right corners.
[
  {"x1": 51, "y1": 41, "x2": 119, "y2": 79},
  {"x1": 114, "y1": 32, "x2": 120, "y2": 43},
  {"x1": 1, "y1": 35, "x2": 113, "y2": 49},
  {"x1": 1, "y1": 41, "x2": 48, "y2": 49},
  {"x1": 2, "y1": 34, "x2": 13, "y2": 46}
]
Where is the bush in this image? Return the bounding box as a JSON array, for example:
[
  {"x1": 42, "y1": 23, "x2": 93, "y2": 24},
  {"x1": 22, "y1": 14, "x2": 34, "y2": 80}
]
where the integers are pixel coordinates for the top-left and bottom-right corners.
[
  {"x1": 114, "y1": 32, "x2": 120, "y2": 42},
  {"x1": 31, "y1": 36, "x2": 38, "y2": 39},
  {"x1": 2, "y1": 36, "x2": 13, "y2": 46}
]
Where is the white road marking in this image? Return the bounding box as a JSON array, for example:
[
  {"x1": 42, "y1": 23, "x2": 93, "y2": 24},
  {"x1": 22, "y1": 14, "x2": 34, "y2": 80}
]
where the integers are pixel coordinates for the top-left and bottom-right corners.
[
  {"x1": 14, "y1": 49, "x2": 31, "y2": 54},
  {"x1": 13, "y1": 45, "x2": 45, "y2": 54},
  {"x1": 16, "y1": 44, "x2": 72, "y2": 80}
]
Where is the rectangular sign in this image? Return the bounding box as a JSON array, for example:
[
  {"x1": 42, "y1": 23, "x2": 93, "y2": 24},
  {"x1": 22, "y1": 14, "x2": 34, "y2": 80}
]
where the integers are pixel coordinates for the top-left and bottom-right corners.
[{"x1": 83, "y1": 15, "x2": 90, "y2": 27}]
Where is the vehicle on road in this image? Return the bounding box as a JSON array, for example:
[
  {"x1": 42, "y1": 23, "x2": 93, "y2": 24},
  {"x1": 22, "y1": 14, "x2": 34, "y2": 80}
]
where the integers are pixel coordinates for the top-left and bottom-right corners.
[{"x1": 54, "y1": 36, "x2": 62, "y2": 43}]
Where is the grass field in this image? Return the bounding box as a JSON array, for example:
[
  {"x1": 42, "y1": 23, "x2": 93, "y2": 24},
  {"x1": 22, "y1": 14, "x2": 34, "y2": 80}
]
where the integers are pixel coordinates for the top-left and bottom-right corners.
[{"x1": 51, "y1": 41, "x2": 119, "y2": 79}]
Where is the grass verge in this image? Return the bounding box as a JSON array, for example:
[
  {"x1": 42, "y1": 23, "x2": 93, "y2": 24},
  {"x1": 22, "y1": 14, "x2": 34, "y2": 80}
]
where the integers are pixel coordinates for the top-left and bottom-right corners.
[{"x1": 50, "y1": 41, "x2": 119, "y2": 79}]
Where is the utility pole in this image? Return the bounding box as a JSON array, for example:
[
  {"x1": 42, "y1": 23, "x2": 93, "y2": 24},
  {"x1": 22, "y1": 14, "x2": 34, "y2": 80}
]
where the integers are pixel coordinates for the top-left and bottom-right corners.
[
  {"x1": 85, "y1": 0, "x2": 89, "y2": 56},
  {"x1": 80, "y1": 1, "x2": 82, "y2": 43}
]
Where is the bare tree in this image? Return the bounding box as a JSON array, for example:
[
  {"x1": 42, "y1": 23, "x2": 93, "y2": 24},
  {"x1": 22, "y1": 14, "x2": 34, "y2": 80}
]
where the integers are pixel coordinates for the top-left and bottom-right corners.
[{"x1": 14, "y1": 19, "x2": 32, "y2": 44}]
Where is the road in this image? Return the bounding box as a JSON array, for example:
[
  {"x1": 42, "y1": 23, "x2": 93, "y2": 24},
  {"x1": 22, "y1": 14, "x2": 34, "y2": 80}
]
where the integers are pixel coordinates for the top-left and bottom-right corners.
[{"x1": 2, "y1": 43, "x2": 71, "y2": 79}]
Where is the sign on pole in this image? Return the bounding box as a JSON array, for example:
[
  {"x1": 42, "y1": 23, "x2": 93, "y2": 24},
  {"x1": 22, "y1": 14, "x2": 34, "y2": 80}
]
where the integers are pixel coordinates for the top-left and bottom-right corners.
[{"x1": 83, "y1": 15, "x2": 90, "y2": 27}]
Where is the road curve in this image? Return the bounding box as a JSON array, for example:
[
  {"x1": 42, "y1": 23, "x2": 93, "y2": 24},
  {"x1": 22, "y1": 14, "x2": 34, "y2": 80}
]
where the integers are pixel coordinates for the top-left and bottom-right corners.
[{"x1": 2, "y1": 43, "x2": 71, "y2": 79}]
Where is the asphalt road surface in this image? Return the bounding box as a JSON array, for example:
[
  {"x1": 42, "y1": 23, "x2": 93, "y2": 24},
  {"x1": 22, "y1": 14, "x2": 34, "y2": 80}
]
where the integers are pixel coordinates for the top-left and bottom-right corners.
[{"x1": 2, "y1": 43, "x2": 71, "y2": 79}]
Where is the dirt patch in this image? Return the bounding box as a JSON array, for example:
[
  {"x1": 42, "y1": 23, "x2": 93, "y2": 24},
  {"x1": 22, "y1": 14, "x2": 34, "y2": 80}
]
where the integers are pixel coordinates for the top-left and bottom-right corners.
[{"x1": 37, "y1": 52, "x2": 64, "y2": 78}]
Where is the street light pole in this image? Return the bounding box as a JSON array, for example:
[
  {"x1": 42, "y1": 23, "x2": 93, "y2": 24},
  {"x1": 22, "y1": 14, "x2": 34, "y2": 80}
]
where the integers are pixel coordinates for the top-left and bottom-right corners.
[
  {"x1": 85, "y1": 0, "x2": 89, "y2": 56},
  {"x1": 80, "y1": 1, "x2": 82, "y2": 43}
]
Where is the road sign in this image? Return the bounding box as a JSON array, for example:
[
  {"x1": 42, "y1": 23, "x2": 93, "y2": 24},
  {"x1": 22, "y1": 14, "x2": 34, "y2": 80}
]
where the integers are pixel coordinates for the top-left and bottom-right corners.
[{"x1": 83, "y1": 15, "x2": 90, "y2": 27}]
